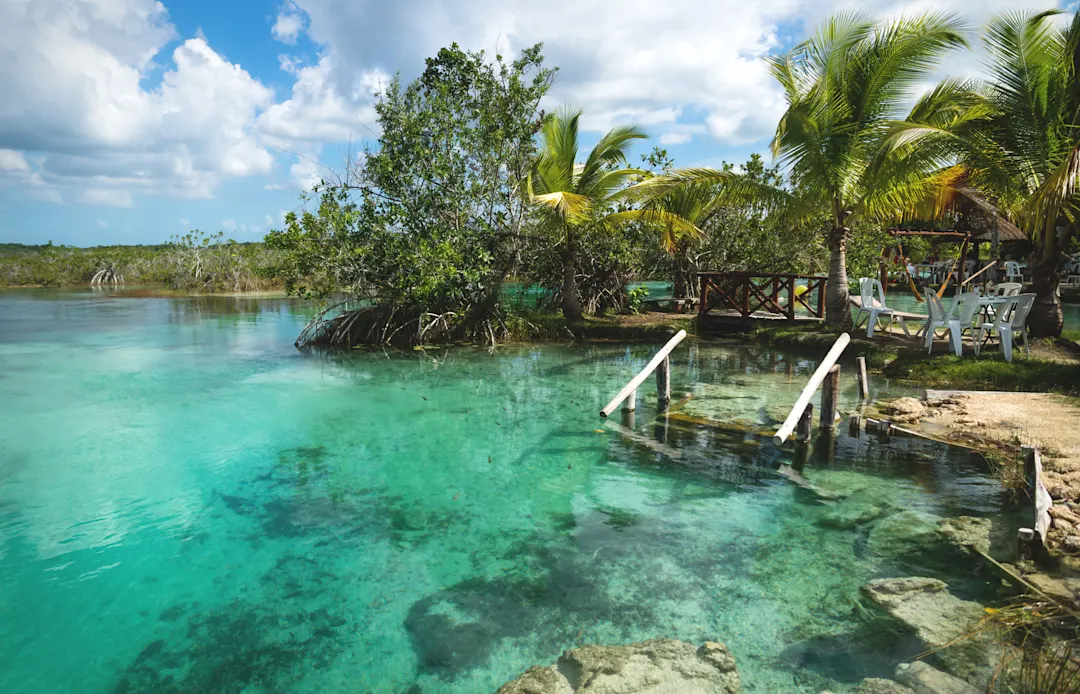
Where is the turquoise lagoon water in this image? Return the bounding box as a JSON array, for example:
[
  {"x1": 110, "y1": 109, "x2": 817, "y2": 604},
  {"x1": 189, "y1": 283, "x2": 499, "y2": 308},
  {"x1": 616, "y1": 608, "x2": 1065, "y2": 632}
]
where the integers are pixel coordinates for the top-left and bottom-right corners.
[{"x1": 0, "y1": 289, "x2": 1015, "y2": 693}]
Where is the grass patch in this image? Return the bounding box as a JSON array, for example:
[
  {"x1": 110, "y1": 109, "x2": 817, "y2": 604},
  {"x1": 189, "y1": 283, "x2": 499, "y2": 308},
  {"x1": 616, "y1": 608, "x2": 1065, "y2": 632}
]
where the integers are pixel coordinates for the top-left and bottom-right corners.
[
  {"x1": 883, "y1": 352, "x2": 1080, "y2": 395},
  {"x1": 504, "y1": 308, "x2": 694, "y2": 343},
  {"x1": 746, "y1": 323, "x2": 899, "y2": 368}
]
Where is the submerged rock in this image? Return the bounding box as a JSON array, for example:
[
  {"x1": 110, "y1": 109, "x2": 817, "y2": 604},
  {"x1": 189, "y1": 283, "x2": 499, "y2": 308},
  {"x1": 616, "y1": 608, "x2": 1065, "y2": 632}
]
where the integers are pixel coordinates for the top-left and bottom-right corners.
[
  {"x1": 936, "y1": 516, "x2": 1015, "y2": 561},
  {"x1": 852, "y1": 678, "x2": 916, "y2": 694},
  {"x1": 818, "y1": 492, "x2": 884, "y2": 530},
  {"x1": 867, "y1": 511, "x2": 941, "y2": 557},
  {"x1": 495, "y1": 639, "x2": 740, "y2": 694},
  {"x1": 861, "y1": 579, "x2": 994, "y2": 687},
  {"x1": 894, "y1": 661, "x2": 979, "y2": 694}
]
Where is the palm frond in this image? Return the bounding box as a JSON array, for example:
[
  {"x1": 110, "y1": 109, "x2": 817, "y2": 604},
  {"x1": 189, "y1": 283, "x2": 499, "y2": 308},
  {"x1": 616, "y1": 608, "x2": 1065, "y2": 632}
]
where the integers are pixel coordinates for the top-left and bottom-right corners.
[
  {"x1": 530, "y1": 191, "x2": 592, "y2": 220},
  {"x1": 579, "y1": 125, "x2": 647, "y2": 193},
  {"x1": 604, "y1": 209, "x2": 704, "y2": 254}
]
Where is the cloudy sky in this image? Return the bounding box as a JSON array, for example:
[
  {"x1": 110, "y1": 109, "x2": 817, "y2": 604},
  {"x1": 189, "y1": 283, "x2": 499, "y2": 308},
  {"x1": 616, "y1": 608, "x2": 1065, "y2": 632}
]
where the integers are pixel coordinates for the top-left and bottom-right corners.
[{"x1": 0, "y1": 0, "x2": 1073, "y2": 245}]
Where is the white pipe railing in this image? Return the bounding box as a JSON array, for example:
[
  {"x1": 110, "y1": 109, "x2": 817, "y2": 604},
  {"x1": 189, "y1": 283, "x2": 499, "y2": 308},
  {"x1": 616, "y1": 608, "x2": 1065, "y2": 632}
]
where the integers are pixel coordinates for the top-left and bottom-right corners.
[
  {"x1": 772, "y1": 332, "x2": 850, "y2": 445},
  {"x1": 600, "y1": 330, "x2": 687, "y2": 417}
]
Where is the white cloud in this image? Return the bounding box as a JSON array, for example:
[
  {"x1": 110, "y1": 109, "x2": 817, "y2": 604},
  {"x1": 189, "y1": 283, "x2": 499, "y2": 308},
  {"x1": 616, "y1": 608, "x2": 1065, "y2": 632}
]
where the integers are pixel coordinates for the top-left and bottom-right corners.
[
  {"x1": 0, "y1": 0, "x2": 275, "y2": 206},
  {"x1": 179, "y1": 218, "x2": 190, "y2": 226},
  {"x1": 272, "y1": 3, "x2": 306, "y2": 44},
  {"x1": 659, "y1": 132, "x2": 692, "y2": 146},
  {"x1": 96, "y1": 220, "x2": 108, "y2": 228},
  {"x1": 264, "y1": 214, "x2": 274, "y2": 226},
  {"x1": 279, "y1": 209, "x2": 289, "y2": 226},
  {"x1": 290, "y1": 156, "x2": 324, "y2": 191},
  {"x1": 286, "y1": 0, "x2": 1062, "y2": 149},
  {"x1": 0, "y1": 150, "x2": 29, "y2": 172},
  {"x1": 258, "y1": 56, "x2": 385, "y2": 147},
  {"x1": 0, "y1": 0, "x2": 1063, "y2": 218},
  {"x1": 221, "y1": 219, "x2": 237, "y2": 232},
  {"x1": 81, "y1": 189, "x2": 134, "y2": 208}
]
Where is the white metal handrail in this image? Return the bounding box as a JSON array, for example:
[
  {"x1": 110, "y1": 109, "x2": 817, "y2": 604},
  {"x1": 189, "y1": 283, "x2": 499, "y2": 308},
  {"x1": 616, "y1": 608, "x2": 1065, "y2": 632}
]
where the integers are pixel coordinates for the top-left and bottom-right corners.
[
  {"x1": 599, "y1": 330, "x2": 687, "y2": 417},
  {"x1": 772, "y1": 332, "x2": 850, "y2": 445}
]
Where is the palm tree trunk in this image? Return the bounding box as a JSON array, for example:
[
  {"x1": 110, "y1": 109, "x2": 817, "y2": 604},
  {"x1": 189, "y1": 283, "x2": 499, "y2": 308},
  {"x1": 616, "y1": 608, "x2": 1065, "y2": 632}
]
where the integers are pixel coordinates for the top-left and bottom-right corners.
[
  {"x1": 672, "y1": 243, "x2": 690, "y2": 299},
  {"x1": 560, "y1": 246, "x2": 583, "y2": 322},
  {"x1": 825, "y1": 227, "x2": 850, "y2": 327},
  {"x1": 1027, "y1": 222, "x2": 1073, "y2": 338}
]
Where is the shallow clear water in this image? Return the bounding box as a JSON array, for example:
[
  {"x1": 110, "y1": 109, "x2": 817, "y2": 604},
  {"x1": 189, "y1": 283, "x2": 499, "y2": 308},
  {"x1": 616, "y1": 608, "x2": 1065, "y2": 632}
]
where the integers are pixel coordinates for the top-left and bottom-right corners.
[{"x1": 0, "y1": 289, "x2": 1015, "y2": 693}]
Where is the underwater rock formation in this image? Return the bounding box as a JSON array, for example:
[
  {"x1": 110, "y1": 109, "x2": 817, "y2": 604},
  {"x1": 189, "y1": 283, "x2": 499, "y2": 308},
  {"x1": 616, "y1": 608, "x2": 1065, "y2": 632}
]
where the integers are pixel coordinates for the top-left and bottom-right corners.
[
  {"x1": 866, "y1": 511, "x2": 941, "y2": 557},
  {"x1": 495, "y1": 639, "x2": 740, "y2": 694},
  {"x1": 852, "y1": 677, "x2": 916, "y2": 693},
  {"x1": 936, "y1": 516, "x2": 1015, "y2": 561},
  {"x1": 861, "y1": 579, "x2": 994, "y2": 688},
  {"x1": 817, "y1": 492, "x2": 884, "y2": 530},
  {"x1": 894, "y1": 661, "x2": 980, "y2": 694}
]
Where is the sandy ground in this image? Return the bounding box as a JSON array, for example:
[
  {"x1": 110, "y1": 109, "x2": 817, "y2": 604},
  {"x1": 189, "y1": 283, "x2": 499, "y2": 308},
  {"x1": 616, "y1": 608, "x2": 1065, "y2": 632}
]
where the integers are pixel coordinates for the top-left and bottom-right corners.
[{"x1": 875, "y1": 391, "x2": 1080, "y2": 556}]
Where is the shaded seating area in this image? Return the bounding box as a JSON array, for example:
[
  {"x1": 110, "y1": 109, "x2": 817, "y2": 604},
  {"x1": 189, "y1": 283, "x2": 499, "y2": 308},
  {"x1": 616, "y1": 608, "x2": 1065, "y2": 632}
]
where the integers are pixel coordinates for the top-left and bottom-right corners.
[{"x1": 853, "y1": 274, "x2": 1036, "y2": 363}]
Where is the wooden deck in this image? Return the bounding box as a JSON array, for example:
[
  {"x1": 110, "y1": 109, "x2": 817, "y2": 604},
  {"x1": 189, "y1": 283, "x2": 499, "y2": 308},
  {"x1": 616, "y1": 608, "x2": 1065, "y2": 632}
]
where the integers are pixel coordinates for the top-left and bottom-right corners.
[{"x1": 697, "y1": 271, "x2": 826, "y2": 333}]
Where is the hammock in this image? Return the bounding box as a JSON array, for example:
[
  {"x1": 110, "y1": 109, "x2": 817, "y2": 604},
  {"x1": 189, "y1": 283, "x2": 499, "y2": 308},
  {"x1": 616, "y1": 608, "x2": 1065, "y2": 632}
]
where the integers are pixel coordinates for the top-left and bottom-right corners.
[{"x1": 895, "y1": 239, "x2": 968, "y2": 302}]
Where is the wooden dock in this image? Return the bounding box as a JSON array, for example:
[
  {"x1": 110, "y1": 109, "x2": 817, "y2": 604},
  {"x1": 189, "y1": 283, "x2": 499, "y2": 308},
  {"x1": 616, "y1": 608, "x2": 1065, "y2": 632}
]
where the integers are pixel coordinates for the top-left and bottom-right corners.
[{"x1": 697, "y1": 272, "x2": 826, "y2": 333}]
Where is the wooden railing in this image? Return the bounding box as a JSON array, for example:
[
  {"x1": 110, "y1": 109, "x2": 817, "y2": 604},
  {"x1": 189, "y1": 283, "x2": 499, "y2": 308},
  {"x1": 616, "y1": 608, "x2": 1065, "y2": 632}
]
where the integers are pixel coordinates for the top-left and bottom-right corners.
[
  {"x1": 600, "y1": 330, "x2": 687, "y2": 417},
  {"x1": 697, "y1": 272, "x2": 826, "y2": 320},
  {"x1": 772, "y1": 333, "x2": 850, "y2": 445}
]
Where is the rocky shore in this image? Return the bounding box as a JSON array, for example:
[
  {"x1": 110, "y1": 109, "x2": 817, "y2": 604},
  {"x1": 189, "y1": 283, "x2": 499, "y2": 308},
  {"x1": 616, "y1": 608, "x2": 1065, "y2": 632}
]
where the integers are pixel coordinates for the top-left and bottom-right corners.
[{"x1": 496, "y1": 639, "x2": 740, "y2": 693}]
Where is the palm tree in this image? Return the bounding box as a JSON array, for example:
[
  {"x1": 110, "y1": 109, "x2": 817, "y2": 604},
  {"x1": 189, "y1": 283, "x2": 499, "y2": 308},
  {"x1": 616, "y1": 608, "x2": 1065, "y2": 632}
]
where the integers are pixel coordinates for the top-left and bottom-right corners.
[
  {"x1": 641, "y1": 183, "x2": 723, "y2": 300},
  {"x1": 637, "y1": 12, "x2": 969, "y2": 326},
  {"x1": 895, "y1": 11, "x2": 1080, "y2": 337},
  {"x1": 529, "y1": 108, "x2": 700, "y2": 320}
]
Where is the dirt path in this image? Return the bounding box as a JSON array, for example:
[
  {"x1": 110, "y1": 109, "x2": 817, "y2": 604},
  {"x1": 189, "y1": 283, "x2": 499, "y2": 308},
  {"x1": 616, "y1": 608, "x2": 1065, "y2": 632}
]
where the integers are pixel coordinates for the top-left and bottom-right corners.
[{"x1": 874, "y1": 391, "x2": 1080, "y2": 553}]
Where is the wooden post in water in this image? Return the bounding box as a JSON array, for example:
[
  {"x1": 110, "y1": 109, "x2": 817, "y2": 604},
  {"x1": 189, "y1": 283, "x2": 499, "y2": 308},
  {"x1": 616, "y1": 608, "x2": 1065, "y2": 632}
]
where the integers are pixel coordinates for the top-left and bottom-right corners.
[
  {"x1": 856, "y1": 357, "x2": 869, "y2": 400},
  {"x1": 621, "y1": 389, "x2": 637, "y2": 428},
  {"x1": 849, "y1": 413, "x2": 863, "y2": 438},
  {"x1": 820, "y1": 366, "x2": 840, "y2": 431},
  {"x1": 796, "y1": 403, "x2": 813, "y2": 443},
  {"x1": 656, "y1": 356, "x2": 671, "y2": 411}
]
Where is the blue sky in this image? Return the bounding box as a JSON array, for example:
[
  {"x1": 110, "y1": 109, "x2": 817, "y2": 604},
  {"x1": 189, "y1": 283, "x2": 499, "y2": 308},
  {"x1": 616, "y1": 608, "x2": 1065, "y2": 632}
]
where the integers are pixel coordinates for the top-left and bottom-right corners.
[{"x1": 0, "y1": 0, "x2": 1069, "y2": 246}]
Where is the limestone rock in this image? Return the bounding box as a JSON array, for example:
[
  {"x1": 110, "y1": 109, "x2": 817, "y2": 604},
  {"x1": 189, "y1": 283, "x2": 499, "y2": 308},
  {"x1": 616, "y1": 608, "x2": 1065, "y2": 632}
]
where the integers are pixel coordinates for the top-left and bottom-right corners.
[
  {"x1": 881, "y1": 398, "x2": 927, "y2": 424},
  {"x1": 867, "y1": 511, "x2": 941, "y2": 557},
  {"x1": 498, "y1": 665, "x2": 574, "y2": 694},
  {"x1": 894, "y1": 662, "x2": 979, "y2": 694},
  {"x1": 853, "y1": 678, "x2": 916, "y2": 694},
  {"x1": 862, "y1": 579, "x2": 994, "y2": 687},
  {"x1": 936, "y1": 516, "x2": 1015, "y2": 561},
  {"x1": 818, "y1": 493, "x2": 884, "y2": 530},
  {"x1": 496, "y1": 639, "x2": 740, "y2": 694}
]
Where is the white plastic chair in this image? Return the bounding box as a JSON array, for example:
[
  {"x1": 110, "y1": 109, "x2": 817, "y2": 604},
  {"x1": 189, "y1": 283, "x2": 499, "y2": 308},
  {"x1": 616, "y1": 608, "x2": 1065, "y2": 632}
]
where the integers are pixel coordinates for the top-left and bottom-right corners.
[
  {"x1": 975, "y1": 293, "x2": 1034, "y2": 361},
  {"x1": 924, "y1": 293, "x2": 953, "y2": 354},
  {"x1": 995, "y1": 282, "x2": 1022, "y2": 297},
  {"x1": 852, "y1": 278, "x2": 894, "y2": 338},
  {"x1": 1004, "y1": 261, "x2": 1024, "y2": 284},
  {"x1": 925, "y1": 292, "x2": 979, "y2": 356}
]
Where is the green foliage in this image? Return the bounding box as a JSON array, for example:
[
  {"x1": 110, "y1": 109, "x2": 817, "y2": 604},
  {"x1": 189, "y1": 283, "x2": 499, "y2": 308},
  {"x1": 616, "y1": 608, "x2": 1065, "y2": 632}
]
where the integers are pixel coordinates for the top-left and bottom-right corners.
[
  {"x1": 0, "y1": 237, "x2": 278, "y2": 291},
  {"x1": 641, "y1": 12, "x2": 970, "y2": 325},
  {"x1": 266, "y1": 43, "x2": 555, "y2": 345},
  {"x1": 164, "y1": 230, "x2": 277, "y2": 292},
  {"x1": 627, "y1": 284, "x2": 649, "y2": 314},
  {"x1": 891, "y1": 10, "x2": 1080, "y2": 336}
]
